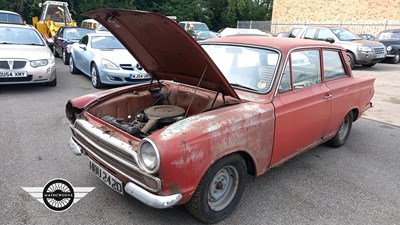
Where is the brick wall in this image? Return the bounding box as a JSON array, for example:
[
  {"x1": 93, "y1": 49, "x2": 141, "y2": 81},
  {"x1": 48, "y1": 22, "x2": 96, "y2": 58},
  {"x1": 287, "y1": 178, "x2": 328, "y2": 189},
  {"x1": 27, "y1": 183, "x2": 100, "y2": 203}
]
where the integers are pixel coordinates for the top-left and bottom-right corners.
[{"x1": 271, "y1": 0, "x2": 400, "y2": 35}]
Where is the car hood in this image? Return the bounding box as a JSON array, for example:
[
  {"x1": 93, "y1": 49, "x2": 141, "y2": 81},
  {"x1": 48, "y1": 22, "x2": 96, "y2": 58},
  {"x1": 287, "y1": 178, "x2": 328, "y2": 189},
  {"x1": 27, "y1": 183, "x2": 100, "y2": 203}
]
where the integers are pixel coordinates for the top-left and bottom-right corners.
[
  {"x1": 338, "y1": 39, "x2": 384, "y2": 47},
  {"x1": 84, "y1": 9, "x2": 239, "y2": 100},
  {"x1": 93, "y1": 48, "x2": 138, "y2": 64},
  {"x1": 0, "y1": 45, "x2": 51, "y2": 60}
]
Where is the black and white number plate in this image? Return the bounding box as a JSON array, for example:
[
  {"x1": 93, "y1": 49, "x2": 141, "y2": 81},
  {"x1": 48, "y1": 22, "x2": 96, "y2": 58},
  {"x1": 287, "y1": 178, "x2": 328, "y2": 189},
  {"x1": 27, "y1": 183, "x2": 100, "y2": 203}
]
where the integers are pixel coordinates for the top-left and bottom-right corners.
[
  {"x1": 0, "y1": 71, "x2": 28, "y2": 78},
  {"x1": 89, "y1": 160, "x2": 124, "y2": 194}
]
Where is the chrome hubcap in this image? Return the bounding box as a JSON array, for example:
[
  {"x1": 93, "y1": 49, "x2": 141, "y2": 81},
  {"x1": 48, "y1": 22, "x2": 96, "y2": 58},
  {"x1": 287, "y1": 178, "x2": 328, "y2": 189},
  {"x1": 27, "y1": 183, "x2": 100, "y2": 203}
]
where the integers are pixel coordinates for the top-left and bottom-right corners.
[
  {"x1": 62, "y1": 51, "x2": 66, "y2": 62},
  {"x1": 91, "y1": 67, "x2": 97, "y2": 86},
  {"x1": 338, "y1": 115, "x2": 350, "y2": 140},
  {"x1": 208, "y1": 166, "x2": 239, "y2": 211},
  {"x1": 69, "y1": 57, "x2": 73, "y2": 72}
]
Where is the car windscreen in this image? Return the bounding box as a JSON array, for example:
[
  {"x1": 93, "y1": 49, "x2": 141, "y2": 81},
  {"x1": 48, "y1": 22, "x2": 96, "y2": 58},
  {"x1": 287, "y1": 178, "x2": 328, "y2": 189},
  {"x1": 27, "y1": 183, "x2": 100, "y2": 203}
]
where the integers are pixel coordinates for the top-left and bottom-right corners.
[
  {"x1": 91, "y1": 36, "x2": 125, "y2": 49},
  {"x1": 202, "y1": 44, "x2": 279, "y2": 93},
  {"x1": 65, "y1": 28, "x2": 95, "y2": 40},
  {"x1": 194, "y1": 23, "x2": 209, "y2": 31},
  {"x1": 330, "y1": 28, "x2": 361, "y2": 41},
  {"x1": 0, "y1": 13, "x2": 23, "y2": 24},
  {"x1": 0, "y1": 27, "x2": 44, "y2": 45},
  {"x1": 378, "y1": 32, "x2": 400, "y2": 40}
]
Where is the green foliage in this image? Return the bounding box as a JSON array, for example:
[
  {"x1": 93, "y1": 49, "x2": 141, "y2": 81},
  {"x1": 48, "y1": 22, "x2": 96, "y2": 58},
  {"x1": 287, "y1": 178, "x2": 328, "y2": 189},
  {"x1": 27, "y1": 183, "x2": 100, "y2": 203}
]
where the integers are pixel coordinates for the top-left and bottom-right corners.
[{"x1": 1, "y1": 0, "x2": 273, "y2": 31}]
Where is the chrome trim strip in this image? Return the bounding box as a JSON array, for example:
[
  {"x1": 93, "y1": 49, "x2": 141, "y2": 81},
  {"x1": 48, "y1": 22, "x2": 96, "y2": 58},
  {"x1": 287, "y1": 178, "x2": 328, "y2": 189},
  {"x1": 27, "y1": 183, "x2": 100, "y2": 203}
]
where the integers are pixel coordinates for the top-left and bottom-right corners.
[
  {"x1": 68, "y1": 137, "x2": 82, "y2": 155},
  {"x1": 75, "y1": 119, "x2": 138, "y2": 163},
  {"x1": 125, "y1": 182, "x2": 182, "y2": 209},
  {"x1": 71, "y1": 136, "x2": 161, "y2": 192}
]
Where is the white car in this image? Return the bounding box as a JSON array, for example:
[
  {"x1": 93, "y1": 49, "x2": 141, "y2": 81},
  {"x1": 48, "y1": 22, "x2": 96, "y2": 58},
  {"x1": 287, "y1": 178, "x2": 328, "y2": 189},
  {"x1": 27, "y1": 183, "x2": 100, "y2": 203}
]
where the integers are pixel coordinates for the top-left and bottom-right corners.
[{"x1": 0, "y1": 23, "x2": 56, "y2": 86}]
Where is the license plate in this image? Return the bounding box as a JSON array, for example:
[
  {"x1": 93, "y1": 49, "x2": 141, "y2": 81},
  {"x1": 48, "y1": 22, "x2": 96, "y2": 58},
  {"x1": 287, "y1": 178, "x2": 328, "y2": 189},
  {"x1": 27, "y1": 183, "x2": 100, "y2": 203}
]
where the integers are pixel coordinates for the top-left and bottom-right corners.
[
  {"x1": 0, "y1": 71, "x2": 28, "y2": 78},
  {"x1": 376, "y1": 53, "x2": 385, "y2": 58},
  {"x1": 130, "y1": 73, "x2": 149, "y2": 79},
  {"x1": 89, "y1": 160, "x2": 124, "y2": 194}
]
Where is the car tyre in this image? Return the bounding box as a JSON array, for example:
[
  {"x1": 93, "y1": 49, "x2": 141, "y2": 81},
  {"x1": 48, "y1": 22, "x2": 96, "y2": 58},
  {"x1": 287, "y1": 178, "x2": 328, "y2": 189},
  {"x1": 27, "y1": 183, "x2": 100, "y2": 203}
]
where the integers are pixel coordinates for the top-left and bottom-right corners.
[
  {"x1": 69, "y1": 56, "x2": 80, "y2": 74},
  {"x1": 63, "y1": 49, "x2": 70, "y2": 65},
  {"x1": 91, "y1": 63, "x2": 103, "y2": 88},
  {"x1": 185, "y1": 154, "x2": 247, "y2": 224},
  {"x1": 390, "y1": 52, "x2": 400, "y2": 64},
  {"x1": 327, "y1": 112, "x2": 353, "y2": 148},
  {"x1": 45, "y1": 74, "x2": 57, "y2": 87},
  {"x1": 362, "y1": 63, "x2": 376, "y2": 67},
  {"x1": 53, "y1": 46, "x2": 59, "y2": 57},
  {"x1": 346, "y1": 52, "x2": 355, "y2": 69}
]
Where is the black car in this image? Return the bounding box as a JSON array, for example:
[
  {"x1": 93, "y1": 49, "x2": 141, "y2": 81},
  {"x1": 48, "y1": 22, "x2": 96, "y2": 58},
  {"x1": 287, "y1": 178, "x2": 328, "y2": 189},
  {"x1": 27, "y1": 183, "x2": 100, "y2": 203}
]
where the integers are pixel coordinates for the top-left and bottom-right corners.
[
  {"x1": 53, "y1": 27, "x2": 95, "y2": 65},
  {"x1": 358, "y1": 33, "x2": 378, "y2": 42},
  {"x1": 378, "y1": 29, "x2": 400, "y2": 64}
]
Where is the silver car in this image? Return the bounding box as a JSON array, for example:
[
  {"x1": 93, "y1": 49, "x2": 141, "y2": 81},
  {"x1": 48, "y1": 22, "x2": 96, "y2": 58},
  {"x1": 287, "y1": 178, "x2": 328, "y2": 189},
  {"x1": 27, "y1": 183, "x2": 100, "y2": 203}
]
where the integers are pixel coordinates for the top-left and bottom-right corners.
[
  {"x1": 0, "y1": 23, "x2": 56, "y2": 86},
  {"x1": 68, "y1": 33, "x2": 150, "y2": 88}
]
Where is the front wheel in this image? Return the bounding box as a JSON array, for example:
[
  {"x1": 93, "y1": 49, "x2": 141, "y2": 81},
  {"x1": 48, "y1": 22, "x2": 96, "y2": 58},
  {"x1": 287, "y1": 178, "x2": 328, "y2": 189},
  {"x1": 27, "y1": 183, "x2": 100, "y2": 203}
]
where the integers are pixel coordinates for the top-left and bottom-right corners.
[
  {"x1": 390, "y1": 52, "x2": 400, "y2": 64},
  {"x1": 91, "y1": 63, "x2": 103, "y2": 88},
  {"x1": 185, "y1": 154, "x2": 247, "y2": 224},
  {"x1": 62, "y1": 49, "x2": 70, "y2": 65},
  {"x1": 326, "y1": 112, "x2": 353, "y2": 148}
]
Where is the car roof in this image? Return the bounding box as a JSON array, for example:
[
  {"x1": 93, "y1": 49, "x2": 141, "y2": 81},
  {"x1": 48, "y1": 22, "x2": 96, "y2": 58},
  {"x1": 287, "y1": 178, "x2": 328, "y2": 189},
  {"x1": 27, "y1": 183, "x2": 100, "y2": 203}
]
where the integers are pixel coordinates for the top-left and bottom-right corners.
[
  {"x1": 0, "y1": 23, "x2": 32, "y2": 29},
  {"x1": 204, "y1": 36, "x2": 344, "y2": 53},
  {"x1": 179, "y1": 21, "x2": 206, "y2": 24},
  {"x1": 380, "y1": 29, "x2": 400, "y2": 33},
  {"x1": 0, "y1": 10, "x2": 20, "y2": 15}
]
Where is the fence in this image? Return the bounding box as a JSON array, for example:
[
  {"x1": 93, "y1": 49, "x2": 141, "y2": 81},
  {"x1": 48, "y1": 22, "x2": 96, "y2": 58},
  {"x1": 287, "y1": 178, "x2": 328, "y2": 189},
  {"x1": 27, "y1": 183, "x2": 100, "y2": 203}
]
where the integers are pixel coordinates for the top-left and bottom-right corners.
[{"x1": 237, "y1": 20, "x2": 400, "y2": 36}]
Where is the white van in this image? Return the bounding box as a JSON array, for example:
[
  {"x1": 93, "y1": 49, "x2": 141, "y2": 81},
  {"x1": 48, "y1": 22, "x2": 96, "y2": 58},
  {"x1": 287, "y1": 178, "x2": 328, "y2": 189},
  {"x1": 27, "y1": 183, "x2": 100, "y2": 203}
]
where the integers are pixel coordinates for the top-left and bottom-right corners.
[{"x1": 81, "y1": 19, "x2": 108, "y2": 32}]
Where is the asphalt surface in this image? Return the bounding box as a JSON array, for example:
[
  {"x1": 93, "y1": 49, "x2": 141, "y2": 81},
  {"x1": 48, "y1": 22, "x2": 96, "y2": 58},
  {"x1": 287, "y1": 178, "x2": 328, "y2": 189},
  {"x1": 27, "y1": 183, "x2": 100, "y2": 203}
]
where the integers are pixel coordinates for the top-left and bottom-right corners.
[{"x1": 0, "y1": 59, "x2": 399, "y2": 224}]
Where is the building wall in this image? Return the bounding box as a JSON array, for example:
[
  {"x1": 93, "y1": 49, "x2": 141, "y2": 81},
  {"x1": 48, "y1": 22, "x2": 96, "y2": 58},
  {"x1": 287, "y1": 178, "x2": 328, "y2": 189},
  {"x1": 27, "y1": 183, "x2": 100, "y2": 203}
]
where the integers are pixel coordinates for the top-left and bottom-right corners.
[
  {"x1": 272, "y1": 0, "x2": 400, "y2": 21},
  {"x1": 271, "y1": 0, "x2": 400, "y2": 35}
]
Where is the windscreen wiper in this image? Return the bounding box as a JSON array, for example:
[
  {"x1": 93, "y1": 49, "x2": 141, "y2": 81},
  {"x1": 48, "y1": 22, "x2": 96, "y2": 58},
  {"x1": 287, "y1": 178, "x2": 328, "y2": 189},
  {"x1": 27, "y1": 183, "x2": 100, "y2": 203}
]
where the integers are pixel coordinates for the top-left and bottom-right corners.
[{"x1": 230, "y1": 83, "x2": 259, "y2": 91}]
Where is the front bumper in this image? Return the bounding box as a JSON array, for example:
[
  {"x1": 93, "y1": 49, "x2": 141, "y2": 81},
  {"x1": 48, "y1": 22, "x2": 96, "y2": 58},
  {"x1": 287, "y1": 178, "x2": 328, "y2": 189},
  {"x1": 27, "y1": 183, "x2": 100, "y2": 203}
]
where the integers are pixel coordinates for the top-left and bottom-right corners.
[
  {"x1": 67, "y1": 137, "x2": 182, "y2": 209},
  {"x1": 0, "y1": 64, "x2": 56, "y2": 85},
  {"x1": 97, "y1": 66, "x2": 151, "y2": 85}
]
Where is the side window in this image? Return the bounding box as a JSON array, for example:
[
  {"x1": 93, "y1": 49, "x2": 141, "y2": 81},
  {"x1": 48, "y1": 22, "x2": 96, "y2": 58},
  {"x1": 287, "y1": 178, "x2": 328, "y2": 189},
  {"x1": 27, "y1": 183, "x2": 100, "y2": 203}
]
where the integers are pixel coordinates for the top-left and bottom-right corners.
[
  {"x1": 317, "y1": 28, "x2": 334, "y2": 41},
  {"x1": 59, "y1": 29, "x2": 64, "y2": 38},
  {"x1": 304, "y1": 28, "x2": 317, "y2": 39},
  {"x1": 291, "y1": 50, "x2": 321, "y2": 89},
  {"x1": 278, "y1": 61, "x2": 292, "y2": 93},
  {"x1": 323, "y1": 50, "x2": 347, "y2": 80}
]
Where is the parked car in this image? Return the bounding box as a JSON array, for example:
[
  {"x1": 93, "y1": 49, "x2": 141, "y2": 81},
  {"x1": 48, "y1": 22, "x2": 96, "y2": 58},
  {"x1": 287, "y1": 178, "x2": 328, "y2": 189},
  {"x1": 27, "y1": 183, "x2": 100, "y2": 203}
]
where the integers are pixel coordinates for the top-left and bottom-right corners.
[
  {"x1": 66, "y1": 9, "x2": 375, "y2": 224},
  {"x1": 0, "y1": 23, "x2": 56, "y2": 86},
  {"x1": 377, "y1": 29, "x2": 400, "y2": 64},
  {"x1": 276, "y1": 31, "x2": 290, "y2": 37},
  {"x1": 81, "y1": 18, "x2": 109, "y2": 32},
  {"x1": 218, "y1": 27, "x2": 273, "y2": 37},
  {"x1": 195, "y1": 30, "x2": 218, "y2": 41},
  {"x1": 0, "y1": 10, "x2": 24, "y2": 24},
  {"x1": 179, "y1": 21, "x2": 209, "y2": 32},
  {"x1": 358, "y1": 33, "x2": 378, "y2": 42},
  {"x1": 289, "y1": 26, "x2": 386, "y2": 68},
  {"x1": 68, "y1": 33, "x2": 150, "y2": 88},
  {"x1": 53, "y1": 26, "x2": 95, "y2": 65}
]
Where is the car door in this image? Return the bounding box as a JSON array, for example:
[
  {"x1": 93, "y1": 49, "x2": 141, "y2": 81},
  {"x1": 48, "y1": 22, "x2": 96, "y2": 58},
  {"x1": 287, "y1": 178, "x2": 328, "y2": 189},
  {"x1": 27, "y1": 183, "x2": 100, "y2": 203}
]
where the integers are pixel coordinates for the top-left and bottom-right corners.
[
  {"x1": 54, "y1": 28, "x2": 63, "y2": 55},
  {"x1": 271, "y1": 49, "x2": 332, "y2": 165},
  {"x1": 322, "y1": 49, "x2": 353, "y2": 136},
  {"x1": 73, "y1": 35, "x2": 88, "y2": 73}
]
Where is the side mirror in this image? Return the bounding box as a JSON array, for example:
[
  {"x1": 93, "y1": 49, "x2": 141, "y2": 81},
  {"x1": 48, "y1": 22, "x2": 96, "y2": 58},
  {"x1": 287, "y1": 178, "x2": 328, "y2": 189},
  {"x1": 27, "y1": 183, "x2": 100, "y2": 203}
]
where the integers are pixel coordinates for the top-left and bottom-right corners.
[
  {"x1": 326, "y1": 37, "x2": 335, "y2": 43},
  {"x1": 38, "y1": 3, "x2": 42, "y2": 7}
]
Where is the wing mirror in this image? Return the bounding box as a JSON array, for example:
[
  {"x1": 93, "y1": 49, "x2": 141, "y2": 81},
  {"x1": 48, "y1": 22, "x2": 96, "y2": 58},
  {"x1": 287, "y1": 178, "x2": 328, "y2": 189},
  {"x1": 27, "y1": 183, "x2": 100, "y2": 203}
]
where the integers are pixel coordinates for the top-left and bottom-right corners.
[{"x1": 326, "y1": 38, "x2": 335, "y2": 43}]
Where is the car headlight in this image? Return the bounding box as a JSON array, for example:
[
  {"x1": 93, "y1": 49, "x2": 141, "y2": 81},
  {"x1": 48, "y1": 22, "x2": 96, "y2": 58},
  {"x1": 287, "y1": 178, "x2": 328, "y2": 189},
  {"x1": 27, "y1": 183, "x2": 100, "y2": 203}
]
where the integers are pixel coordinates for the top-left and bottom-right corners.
[
  {"x1": 387, "y1": 46, "x2": 392, "y2": 52},
  {"x1": 359, "y1": 46, "x2": 372, "y2": 52},
  {"x1": 101, "y1": 59, "x2": 119, "y2": 70},
  {"x1": 138, "y1": 139, "x2": 160, "y2": 174},
  {"x1": 30, "y1": 59, "x2": 49, "y2": 68}
]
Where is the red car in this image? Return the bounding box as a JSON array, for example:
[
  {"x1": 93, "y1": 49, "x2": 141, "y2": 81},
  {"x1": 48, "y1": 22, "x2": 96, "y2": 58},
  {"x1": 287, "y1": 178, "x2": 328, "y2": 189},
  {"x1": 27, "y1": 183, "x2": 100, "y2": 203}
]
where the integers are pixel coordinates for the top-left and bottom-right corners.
[{"x1": 66, "y1": 9, "x2": 375, "y2": 223}]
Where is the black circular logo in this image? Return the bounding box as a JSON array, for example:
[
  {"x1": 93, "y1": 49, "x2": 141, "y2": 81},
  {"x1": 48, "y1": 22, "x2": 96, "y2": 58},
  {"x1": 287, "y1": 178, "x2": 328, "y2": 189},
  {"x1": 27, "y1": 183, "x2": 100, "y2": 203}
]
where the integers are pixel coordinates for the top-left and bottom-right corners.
[{"x1": 42, "y1": 179, "x2": 74, "y2": 212}]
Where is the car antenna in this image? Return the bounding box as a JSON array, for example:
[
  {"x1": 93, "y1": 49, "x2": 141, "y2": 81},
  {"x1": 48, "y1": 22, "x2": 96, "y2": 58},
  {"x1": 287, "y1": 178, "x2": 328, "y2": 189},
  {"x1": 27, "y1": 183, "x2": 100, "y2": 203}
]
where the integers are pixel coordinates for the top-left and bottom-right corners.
[{"x1": 185, "y1": 65, "x2": 208, "y2": 118}]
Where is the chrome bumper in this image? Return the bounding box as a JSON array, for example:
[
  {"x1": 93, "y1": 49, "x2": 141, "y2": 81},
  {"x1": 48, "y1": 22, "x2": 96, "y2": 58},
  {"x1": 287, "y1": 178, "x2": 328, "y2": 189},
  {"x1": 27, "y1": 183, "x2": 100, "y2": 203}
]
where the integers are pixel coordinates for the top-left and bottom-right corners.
[
  {"x1": 68, "y1": 137, "x2": 82, "y2": 155},
  {"x1": 124, "y1": 182, "x2": 182, "y2": 209}
]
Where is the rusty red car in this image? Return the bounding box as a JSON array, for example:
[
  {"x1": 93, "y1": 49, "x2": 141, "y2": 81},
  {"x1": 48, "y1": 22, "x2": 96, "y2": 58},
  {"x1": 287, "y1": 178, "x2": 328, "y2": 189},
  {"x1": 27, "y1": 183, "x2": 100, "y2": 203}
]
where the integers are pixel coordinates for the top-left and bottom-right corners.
[{"x1": 66, "y1": 9, "x2": 375, "y2": 223}]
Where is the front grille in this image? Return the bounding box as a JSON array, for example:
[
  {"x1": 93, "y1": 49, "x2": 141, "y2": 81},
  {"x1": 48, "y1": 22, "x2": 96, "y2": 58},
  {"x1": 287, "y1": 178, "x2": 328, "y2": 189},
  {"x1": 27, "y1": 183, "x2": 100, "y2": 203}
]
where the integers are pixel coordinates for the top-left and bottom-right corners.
[
  {"x1": 120, "y1": 64, "x2": 134, "y2": 71},
  {"x1": 0, "y1": 60, "x2": 27, "y2": 69},
  {"x1": 72, "y1": 119, "x2": 161, "y2": 192},
  {"x1": 373, "y1": 47, "x2": 385, "y2": 55},
  {"x1": 0, "y1": 75, "x2": 32, "y2": 82}
]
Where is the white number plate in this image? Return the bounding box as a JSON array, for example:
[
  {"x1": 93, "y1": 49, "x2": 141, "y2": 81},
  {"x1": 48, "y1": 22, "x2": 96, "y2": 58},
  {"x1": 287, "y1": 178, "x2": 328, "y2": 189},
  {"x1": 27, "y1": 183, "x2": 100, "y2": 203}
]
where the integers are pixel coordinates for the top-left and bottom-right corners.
[
  {"x1": 89, "y1": 160, "x2": 124, "y2": 194},
  {"x1": 130, "y1": 73, "x2": 149, "y2": 79},
  {"x1": 0, "y1": 71, "x2": 28, "y2": 78},
  {"x1": 376, "y1": 53, "x2": 385, "y2": 58}
]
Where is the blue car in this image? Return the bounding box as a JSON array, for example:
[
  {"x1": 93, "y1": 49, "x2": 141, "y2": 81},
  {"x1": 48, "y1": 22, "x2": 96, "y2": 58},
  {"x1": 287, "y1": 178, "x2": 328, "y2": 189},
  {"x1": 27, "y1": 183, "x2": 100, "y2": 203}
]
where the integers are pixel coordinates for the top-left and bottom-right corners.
[
  {"x1": 53, "y1": 26, "x2": 95, "y2": 65},
  {"x1": 68, "y1": 33, "x2": 151, "y2": 88}
]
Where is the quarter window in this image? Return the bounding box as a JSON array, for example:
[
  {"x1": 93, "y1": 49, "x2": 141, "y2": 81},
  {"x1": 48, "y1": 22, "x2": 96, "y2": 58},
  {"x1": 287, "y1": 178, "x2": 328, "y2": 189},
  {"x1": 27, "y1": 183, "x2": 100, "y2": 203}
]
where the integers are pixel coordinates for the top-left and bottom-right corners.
[
  {"x1": 278, "y1": 61, "x2": 292, "y2": 93},
  {"x1": 323, "y1": 50, "x2": 347, "y2": 80}
]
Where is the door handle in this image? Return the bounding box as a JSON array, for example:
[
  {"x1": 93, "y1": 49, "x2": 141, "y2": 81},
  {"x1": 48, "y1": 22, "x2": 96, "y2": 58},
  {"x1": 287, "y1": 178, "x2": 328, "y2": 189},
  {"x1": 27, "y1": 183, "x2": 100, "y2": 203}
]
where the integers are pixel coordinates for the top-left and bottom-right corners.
[{"x1": 323, "y1": 94, "x2": 332, "y2": 99}]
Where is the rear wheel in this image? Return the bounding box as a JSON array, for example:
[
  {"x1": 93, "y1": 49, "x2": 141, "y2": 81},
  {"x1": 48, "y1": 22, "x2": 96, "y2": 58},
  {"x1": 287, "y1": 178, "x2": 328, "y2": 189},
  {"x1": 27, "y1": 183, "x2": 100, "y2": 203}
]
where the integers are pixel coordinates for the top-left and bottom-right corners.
[
  {"x1": 362, "y1": 62, "x2": 376, "y2": 67},
  {"x1": 91, "y1": 63, "x2": 103, "y2": 88},
  {"x1": 327, "y1": 112, "x2": 353, "y2": 148},
  {"x1": 185, "y1": 154, "x2": 247, "y2": 224},
  {"x1": 69, "y1": 56, "x2": 80, "y2": 74}
]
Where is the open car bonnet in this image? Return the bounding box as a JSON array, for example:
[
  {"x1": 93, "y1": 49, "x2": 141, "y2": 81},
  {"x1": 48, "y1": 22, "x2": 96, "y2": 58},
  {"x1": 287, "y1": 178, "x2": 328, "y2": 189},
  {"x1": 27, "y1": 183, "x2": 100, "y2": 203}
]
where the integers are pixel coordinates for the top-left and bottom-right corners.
[{"x1": 84, "y1": 9, "x2": 239, "y2": 100}]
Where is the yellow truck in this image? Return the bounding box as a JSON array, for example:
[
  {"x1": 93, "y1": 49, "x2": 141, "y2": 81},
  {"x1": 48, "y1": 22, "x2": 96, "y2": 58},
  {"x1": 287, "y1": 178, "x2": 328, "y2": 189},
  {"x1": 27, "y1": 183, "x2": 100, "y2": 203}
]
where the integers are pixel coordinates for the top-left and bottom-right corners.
[{"x1": 32, "y1": 1, "x2": 77, "y2": 48}]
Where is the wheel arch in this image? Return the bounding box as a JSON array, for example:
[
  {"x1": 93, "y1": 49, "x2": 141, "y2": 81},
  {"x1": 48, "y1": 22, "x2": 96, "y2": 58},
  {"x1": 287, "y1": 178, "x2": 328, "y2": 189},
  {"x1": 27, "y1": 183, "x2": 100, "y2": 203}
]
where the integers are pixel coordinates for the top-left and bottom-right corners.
[{"x1": 351, "y1": 108, "x2": 359, "y2": 122}]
